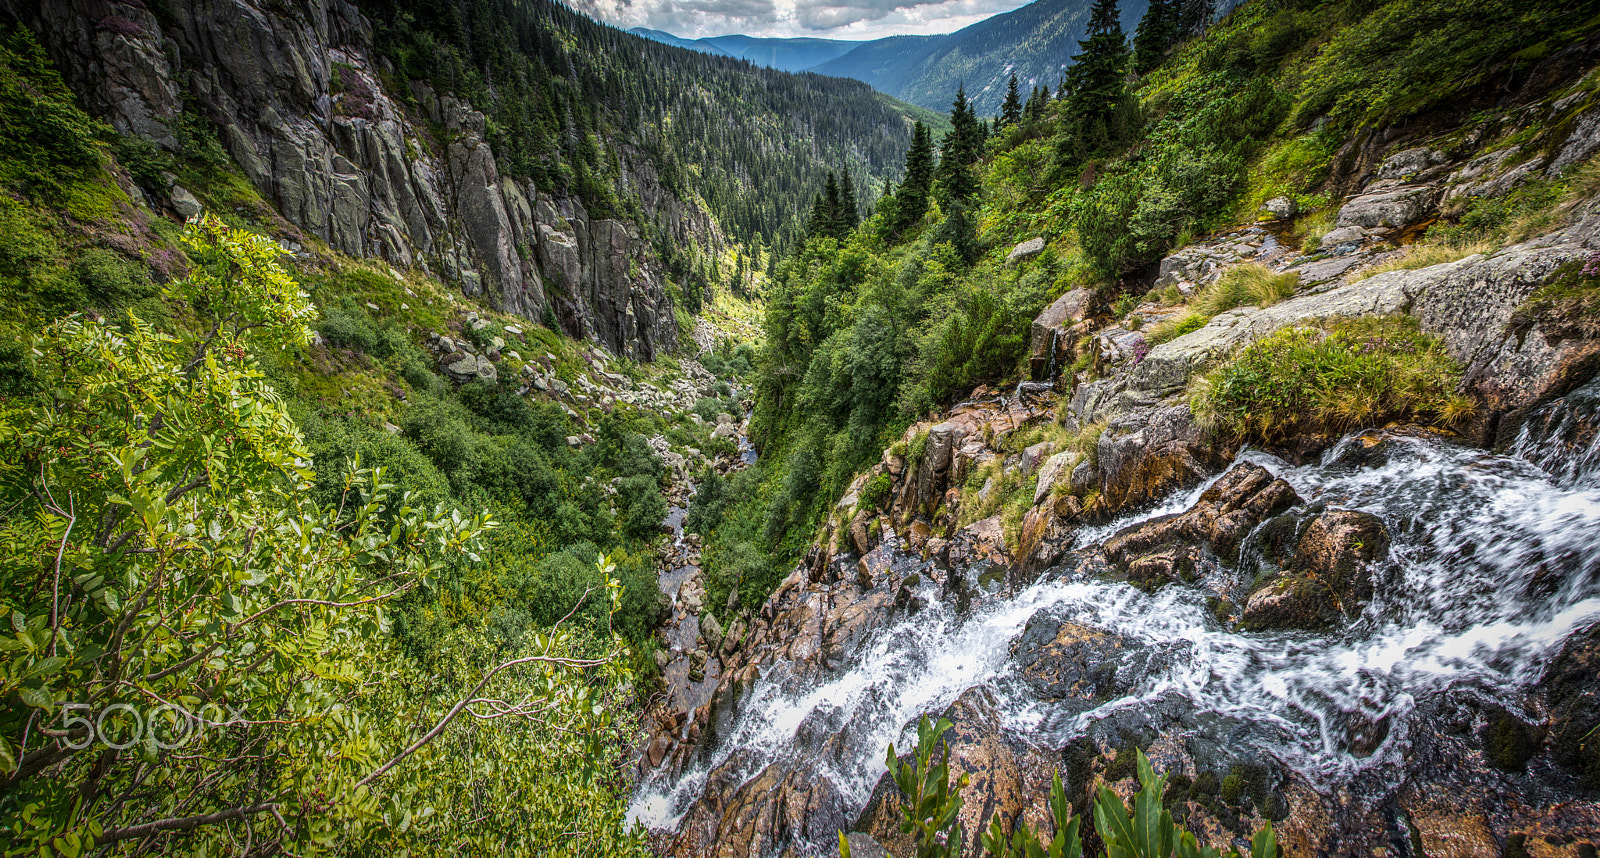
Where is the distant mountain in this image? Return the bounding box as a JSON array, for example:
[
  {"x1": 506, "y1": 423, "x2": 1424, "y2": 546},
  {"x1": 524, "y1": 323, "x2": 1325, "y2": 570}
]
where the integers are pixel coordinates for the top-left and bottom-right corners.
[
  {"x1": 819, "y1": 0, "x2": 1149, "y2": 113},
  {"x1": 628, "y1": 29, "x2": 863, "y2": 72},
  {"x1": 629, "y1": 27, "x2": 732, "y2": 56},
  {"x1": 633, "y1": 0, "x2": 1150, "y2": 115}
]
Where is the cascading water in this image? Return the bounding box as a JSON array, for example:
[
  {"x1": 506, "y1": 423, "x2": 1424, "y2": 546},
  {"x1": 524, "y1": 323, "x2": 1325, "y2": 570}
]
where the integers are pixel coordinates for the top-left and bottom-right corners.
[{"x1": 631, "y1": 383, "x2": 1600, "y2": 850}]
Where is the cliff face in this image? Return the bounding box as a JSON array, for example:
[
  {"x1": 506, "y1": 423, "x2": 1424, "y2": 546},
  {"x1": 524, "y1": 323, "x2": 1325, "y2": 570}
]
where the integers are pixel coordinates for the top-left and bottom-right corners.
[{"x1": 4, "y1": 0, "x2": 711, "y2": 360}]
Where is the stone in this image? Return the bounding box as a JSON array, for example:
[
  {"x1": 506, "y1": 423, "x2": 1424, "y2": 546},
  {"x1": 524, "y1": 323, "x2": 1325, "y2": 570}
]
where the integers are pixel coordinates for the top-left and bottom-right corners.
[
  {"x1": 1317, "y1": 225, "x2": 1369, "y2": 251},
  {"x1": 1260, "y1": 196, "x2": 1296, "y2": 220},
  {"x1": 169, "y1": 184, "x2": 202, "y2": 218},
  {"x1": 700, "y1": 611, "x2": 724, "y2": 651},
  {"x1": 1335, "y1": 184, "x2": 1437, "y2": 230},
  {"x1": 1029, "y1": 288, "x2": 1096, "y2": 379},
  {"x1": 1033, "y1": 451, "x2": 1077, "y2": 506},
  {"x1": 1006, "y1": 237, "x2": 1046, "y2": 264}
]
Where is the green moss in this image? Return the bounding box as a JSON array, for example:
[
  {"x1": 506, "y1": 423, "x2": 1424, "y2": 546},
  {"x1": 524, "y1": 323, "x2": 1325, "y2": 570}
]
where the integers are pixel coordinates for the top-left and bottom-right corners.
[{"x1": 1513, "y1": 257, "x2": 1600, "y2": 341}]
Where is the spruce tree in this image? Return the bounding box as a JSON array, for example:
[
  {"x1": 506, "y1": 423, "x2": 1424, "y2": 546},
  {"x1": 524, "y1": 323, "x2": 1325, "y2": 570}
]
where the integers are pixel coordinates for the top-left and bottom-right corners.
[
  {"x1": 1001, "y1": 74, "x2": 1023, "y2": 127},
  {"x1": 1133, "y1": 0, "x2": 1177, "y2": 75},
  {"x1": 892, "y1": 121, "x2": 935, "y2": 236},
  {"x1": 1063, "y1": 0, "x2": 1130, "y2": 154},
  {"x1": 937, "y1": 85, "x2": 982, "y2": 204},
  {"x1": 1175, "y1": 0, "x2": 1213, "y2": 38},
  {"x1": 822, "y1": 171, "x2": 843, "y2": 238},
  {"x1": 838, "y1": 165, "x2": 860, "y2": 233}
]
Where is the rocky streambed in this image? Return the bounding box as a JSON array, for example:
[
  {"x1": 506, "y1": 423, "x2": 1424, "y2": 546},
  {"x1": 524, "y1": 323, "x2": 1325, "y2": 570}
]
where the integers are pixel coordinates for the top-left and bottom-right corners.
[{"x1": 631, "y1": 382, "x2": 1600, "y2": 856}]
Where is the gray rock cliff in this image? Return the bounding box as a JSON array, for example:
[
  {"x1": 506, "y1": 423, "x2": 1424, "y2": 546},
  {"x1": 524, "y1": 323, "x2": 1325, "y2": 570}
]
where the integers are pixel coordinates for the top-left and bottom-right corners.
[{"x1": 5, "y1": 0, "x2": 714, "y2": 360}]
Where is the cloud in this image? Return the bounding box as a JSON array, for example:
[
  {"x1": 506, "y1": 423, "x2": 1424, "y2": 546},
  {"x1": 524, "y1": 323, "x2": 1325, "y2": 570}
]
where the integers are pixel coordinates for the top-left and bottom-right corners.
[{"x1": 575, "y1": 0, "x2": 1031, "y2": 40}]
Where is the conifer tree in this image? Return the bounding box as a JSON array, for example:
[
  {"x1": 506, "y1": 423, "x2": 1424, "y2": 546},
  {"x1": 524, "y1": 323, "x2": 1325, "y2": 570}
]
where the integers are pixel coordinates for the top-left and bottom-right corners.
[
  {"x1": 1133, "y1": 0, "x2": 1177, "y2": 74},
  {"x1": 1175, "y1": 0, "x2": 1214, "y2": 38},
  {"x1": 937, "y1": 86, "x2": 982, "y2": 204},
  {"x1": 1001, "y1": 74, "x2": 1023, "y2": 127},
  {"x1": 1062, "y1": 0, "x2": 1130, "y2": 155},
  {"x1": 838, "y1": 165, "x2": 860, "y2": 233},
  {"x1": 891, "y1": 121, "x2": 935, "y2": 236}
]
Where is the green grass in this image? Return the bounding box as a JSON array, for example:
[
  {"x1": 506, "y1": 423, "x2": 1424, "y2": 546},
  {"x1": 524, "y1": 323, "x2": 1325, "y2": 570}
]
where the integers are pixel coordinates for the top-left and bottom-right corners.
[
  {"x1": 1192, "y1": 264, "x2": 1300, "y2": 316},
  {"x1": 1352, "y1": 242, "x2": 1491, "y2": 281},
  {"x1": 1144, "y1": 264, "x2": 1299, "y2": 346},
  {"x1": 1191, "y1": 315, "x2": 1472, "y2": 441}
]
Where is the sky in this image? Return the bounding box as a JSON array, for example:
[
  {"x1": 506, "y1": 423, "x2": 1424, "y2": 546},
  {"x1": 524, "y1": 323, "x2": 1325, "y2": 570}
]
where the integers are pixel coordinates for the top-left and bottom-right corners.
[{"x1": 568, "y1": 0, "x2": 1035, "y2": 40}]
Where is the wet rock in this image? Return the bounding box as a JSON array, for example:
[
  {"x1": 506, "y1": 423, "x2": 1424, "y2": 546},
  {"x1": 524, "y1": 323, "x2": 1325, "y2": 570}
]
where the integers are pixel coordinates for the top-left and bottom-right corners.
[
  {"x1": 1545, "y1": 622, "x2": 1600, "y2": 789},
  {"x1": 1291, "y1": 510, "x2": 1389, "y2": 604},
  {"x1": 701, "y1": 611, "x2": 724, "y2": 651},
  {"x1": 1012, "y1": 613, "x2": 1133, "y2": 704},
  {"x1": 1103, "y1": 463, "x2": 1301, "y2": 573},
  {"x1": 859, "y1": 687, "x2": 1057, "y2": 857},
  {"x1": 1029, "y1": 288, "x2": 1096, "y2": 379},
  {"x1": 1093, "y1": 405, "x2": 1228, "y2": 514},
  {"x1": 1240, "y1": 574, "x2": 1342, "y2": 631}
]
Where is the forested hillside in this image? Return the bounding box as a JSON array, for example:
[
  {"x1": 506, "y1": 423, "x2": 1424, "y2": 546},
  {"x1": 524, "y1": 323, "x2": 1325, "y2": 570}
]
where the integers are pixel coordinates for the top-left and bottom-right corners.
[
  {"x1": 680, "y1": 0, "x2": 1600, "y2": 619},
  {"x1": 361, "y1": 0, "x2": 939, "y2": 254}
]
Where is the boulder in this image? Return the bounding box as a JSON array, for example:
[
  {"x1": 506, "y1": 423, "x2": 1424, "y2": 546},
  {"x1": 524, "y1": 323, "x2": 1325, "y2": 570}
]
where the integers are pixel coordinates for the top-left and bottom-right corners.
[
  {"x1": 1259, "y1": 196, "x2": 1296, "y2": 220},
  {"x1": 1028, "y1": 288, "x2": 1096, "y2": 379},
  {"x1": 1006, "y1": 237, "x2": 1046, "y2": 264},
  {"x1": 1033, "y1": 451, "x2": 1078, "y2": 506},
  {"x1": 1335, "y1": 184, "x2": 1437, "y2": 230},
  {"x1": 700, "y1": 611, "x2": 724, "y2": 651},
  {"x1": 1102, "y1": 463, "x2": 1300, "y2": 584},
  {"x1": 1545, "y1": 623, "x2": 1600, "y2": 788},
  {"x1": 169, "y1": 184, "x2": 202, "y2": 218}
]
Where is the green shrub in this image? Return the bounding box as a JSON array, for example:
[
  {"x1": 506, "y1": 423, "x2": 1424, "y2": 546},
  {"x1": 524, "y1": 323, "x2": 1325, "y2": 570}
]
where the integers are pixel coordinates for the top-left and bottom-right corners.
[
  {"x1": 318, "y1": 301, "x2": 380, "y2": 352},
  {"x1": 1192, "y1": 316, "x2": 1471, "y2": 441},
  {"x1": 74, "y1": 247, "x2": 154, "y2": 307},
  {"x1": 860, "y1": 473, "x2": 893, "y2": 510},
  {"x1": 617, "y1": 473, "x2": 667, "y2": 542}
]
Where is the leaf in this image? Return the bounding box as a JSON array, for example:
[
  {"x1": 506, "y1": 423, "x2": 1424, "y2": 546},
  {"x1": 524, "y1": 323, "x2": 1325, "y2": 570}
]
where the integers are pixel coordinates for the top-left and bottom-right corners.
[
  {"x1": 0, "y1": 736, "x2": 16, "y2": 774},
  {"x1": 17, "y1": 685, "x2": 53, "y2": 712}
]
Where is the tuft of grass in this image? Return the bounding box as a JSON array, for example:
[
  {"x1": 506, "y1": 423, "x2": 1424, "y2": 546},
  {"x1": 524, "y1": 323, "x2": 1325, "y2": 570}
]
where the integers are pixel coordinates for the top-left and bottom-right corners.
[
  {"x1": 1296, "y1": 209, "x2": 1338, "y2": 255},
  {"x1": 1512, "y1": 254, "x2": 1600, "y2": 341},
  {"x1": 1191, "y1": 315, "x2": 1469, "y2": 441},
  {"x1": 1146, "y1": 312, "x2": 1208, "y2": 345},
  {"x1": 1191, "y1": 263, "x2": 1299, "y2": 318},
  {"x1": 1352, "y1": 242, "x2": 1490, "y2": 281}
]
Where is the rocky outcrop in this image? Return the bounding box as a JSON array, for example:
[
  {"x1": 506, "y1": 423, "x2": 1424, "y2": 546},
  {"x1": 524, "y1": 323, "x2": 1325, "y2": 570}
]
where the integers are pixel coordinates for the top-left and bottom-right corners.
[{"x1": 8, "y1": 0, "x2": 708, "y2": 360}]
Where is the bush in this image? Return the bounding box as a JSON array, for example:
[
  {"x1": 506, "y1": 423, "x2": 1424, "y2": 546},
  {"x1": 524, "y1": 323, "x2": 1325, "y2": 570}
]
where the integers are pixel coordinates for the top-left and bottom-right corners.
[
  {"x1": 1192, "y1": 316, "x2": 1470, "y2": 441},
  {"x1": 617, "y1": 473, "x2": 667, "y2": 543},
  {"x1": 318, "y1": 302, "x2": 380, "y2": 352},
  {"x1": 74, "y1": 247, "x2": 154, "y2": 307}
]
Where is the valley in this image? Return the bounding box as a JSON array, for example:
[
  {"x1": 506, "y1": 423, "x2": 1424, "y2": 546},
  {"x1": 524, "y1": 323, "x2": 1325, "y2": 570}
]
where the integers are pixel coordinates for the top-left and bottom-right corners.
[{"x1": 0, "y1": 0, "x2": 1599, "y2": 855}]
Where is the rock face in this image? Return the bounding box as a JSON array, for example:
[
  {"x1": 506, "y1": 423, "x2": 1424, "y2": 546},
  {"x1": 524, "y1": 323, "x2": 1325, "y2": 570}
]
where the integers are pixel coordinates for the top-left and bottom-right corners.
[{"x1": 10, "y1": 0, "x2": 707, "y2": 360}]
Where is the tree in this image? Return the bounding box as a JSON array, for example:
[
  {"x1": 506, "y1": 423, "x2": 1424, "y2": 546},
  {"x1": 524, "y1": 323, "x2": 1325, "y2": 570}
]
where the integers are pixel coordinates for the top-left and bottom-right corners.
[
  {"x1": 889, "y1": 121, "x2": 935, "y2": 237},
  {"x1": 1001, "y1": 74, "x2": 1023, "y2": 127},
  {"x1": 0, "y1": 217, "x2": 644, "y2": 856},
  {"x1": 937, "y1": 85, "x2": 982, "y2": 205},
  {"x1": 1134, "y1": 0, "x2": 1178, "y2": 74},
  {"x1": 1060, "y1": 0, "x2": 1132, "y2": 161},
  {"x1": 838, "y1": 165, "x2": 860, "y2": 234}
]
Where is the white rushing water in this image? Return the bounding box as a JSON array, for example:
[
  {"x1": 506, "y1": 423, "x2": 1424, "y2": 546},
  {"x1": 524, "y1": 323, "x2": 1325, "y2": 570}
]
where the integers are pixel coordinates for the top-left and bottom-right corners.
[{"x1": 630, "y1": 394, "x2": 1600, "y2": 838}]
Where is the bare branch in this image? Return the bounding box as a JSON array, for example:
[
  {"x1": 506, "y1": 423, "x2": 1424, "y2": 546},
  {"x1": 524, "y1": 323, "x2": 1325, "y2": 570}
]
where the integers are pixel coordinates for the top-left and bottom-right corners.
[{"x1": 95, "y1": 802, "x2": 281, "y2": 845}]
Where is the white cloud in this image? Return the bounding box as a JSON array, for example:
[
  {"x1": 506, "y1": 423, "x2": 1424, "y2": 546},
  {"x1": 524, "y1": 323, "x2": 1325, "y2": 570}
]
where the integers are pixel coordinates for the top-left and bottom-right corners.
[{"x1": 574, "y1": 0, "x2": 1033, "y2": 40}]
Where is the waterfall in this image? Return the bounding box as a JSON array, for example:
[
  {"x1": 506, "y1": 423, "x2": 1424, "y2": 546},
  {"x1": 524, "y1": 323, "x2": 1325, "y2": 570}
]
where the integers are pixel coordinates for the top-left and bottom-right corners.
[{"x1": 631, "y1": 386, "x2": 1600, "y2": 852}]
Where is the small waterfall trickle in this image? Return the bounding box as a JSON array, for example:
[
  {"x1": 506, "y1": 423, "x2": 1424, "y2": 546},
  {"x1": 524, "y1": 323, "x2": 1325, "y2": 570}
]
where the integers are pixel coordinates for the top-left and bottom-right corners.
[{"x1": 1509, "y1": 376, "x2": 1600, "y2": 489}]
